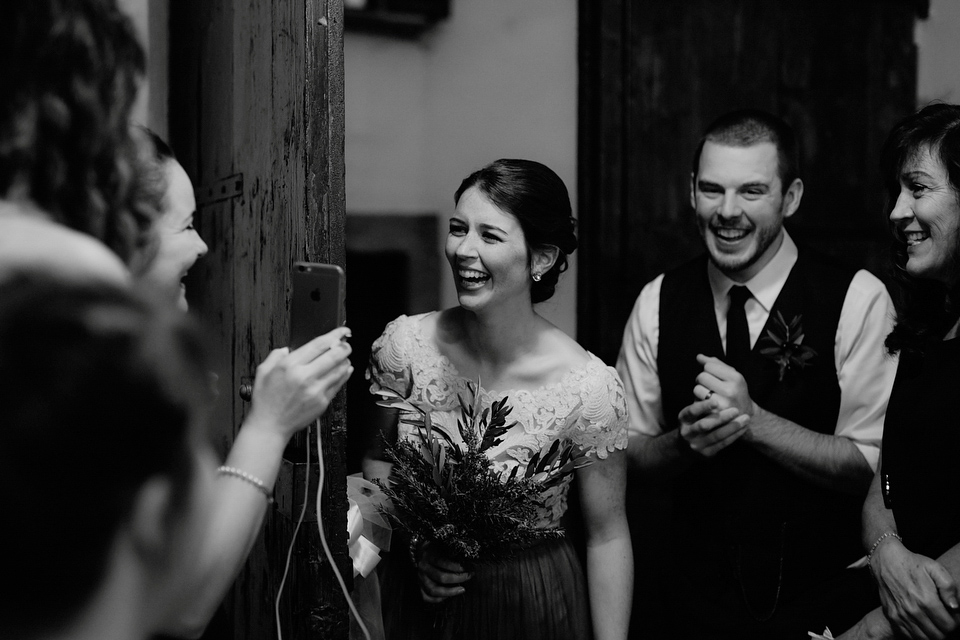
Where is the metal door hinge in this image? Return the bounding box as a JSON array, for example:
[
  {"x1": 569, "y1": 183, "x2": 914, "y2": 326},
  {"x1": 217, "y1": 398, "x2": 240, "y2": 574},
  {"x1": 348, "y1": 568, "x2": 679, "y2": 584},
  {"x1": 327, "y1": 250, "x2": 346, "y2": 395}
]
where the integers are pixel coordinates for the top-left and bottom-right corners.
[{"x1": 196, "y1": 173, "x2": 243, "y2": 207}]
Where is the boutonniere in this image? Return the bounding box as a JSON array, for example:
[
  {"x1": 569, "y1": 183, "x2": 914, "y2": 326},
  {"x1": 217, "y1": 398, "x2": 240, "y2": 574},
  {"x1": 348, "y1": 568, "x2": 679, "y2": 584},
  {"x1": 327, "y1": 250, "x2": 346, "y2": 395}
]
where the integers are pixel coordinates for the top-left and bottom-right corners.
[{"x1": 759, "y1": 311, "x2": 817, "y2": 381}]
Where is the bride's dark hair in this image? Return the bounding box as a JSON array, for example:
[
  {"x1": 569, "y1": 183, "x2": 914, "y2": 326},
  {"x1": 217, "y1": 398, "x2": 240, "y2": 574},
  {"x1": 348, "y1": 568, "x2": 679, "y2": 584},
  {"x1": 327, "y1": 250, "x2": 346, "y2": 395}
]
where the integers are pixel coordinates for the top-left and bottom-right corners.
[{"x1": 455, "y1": 159, "x2": 577, "y2": 303}]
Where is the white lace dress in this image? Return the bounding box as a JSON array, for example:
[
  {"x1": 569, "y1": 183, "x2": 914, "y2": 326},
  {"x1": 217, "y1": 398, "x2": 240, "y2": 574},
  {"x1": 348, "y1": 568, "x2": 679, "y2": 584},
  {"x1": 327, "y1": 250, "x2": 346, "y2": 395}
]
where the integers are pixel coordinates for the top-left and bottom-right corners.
[{"x1": 367, "y1": 312, "x2": 628, "y2": 640}]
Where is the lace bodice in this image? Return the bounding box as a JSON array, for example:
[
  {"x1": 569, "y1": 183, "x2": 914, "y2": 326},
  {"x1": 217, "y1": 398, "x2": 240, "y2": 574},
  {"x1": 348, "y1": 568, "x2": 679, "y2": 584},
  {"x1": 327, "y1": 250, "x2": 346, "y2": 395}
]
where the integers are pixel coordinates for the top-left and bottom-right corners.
[{"x1": 367, "y1": 313, "x2": 629, "y2": 529}]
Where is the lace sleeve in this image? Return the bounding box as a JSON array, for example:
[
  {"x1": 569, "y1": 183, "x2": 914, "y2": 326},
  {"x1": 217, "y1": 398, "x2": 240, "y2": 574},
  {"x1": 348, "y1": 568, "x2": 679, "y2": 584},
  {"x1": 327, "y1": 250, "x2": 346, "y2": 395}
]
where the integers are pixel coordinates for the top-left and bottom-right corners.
[
  {"x1": 569, "y1": 363, "x2": 629, "y2": 459},
  {"x1": 366, "y1": 315, "x2": 414, "y2": 398}
]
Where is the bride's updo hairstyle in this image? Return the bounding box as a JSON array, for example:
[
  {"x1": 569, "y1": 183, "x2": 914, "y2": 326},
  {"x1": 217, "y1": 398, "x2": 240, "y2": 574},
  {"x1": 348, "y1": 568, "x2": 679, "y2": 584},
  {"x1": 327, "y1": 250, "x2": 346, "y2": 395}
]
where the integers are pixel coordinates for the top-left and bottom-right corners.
[{"x1": 454, "y1": 159, "x2": 577, "y2": 303}]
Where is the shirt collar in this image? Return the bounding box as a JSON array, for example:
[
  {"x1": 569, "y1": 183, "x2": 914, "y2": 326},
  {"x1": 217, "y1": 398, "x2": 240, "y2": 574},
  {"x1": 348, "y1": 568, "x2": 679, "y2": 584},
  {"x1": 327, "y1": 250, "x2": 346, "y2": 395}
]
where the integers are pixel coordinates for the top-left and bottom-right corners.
[{"x1": 707, "y1": 229, "x2": 798, "y2": 312}]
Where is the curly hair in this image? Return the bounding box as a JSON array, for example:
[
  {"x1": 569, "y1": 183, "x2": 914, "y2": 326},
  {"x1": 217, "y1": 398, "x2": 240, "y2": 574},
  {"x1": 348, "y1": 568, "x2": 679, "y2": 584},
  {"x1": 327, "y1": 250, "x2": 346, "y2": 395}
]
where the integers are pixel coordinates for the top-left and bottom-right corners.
[
  {"x1": 880, "y1": 103, "x2": 960, "y2": 356},
  {"x1": 455, "y1": 159, "x2": 578, "y2": 304},
  {"x1": 0, "y1": 0, "x2": 157, "y2": 264}
]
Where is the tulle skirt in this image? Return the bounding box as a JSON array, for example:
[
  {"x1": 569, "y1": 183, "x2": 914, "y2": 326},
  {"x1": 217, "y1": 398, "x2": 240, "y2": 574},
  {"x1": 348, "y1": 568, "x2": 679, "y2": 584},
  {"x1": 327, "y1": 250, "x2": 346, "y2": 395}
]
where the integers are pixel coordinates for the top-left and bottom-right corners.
[{"x1": 380, "y1": 537, "x2": 592, "y2": 640}]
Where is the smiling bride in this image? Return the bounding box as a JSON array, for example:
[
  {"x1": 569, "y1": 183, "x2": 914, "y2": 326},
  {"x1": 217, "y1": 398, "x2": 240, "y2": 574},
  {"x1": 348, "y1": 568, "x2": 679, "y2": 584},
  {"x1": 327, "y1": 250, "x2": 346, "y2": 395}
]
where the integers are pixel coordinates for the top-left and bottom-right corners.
[{"x1": 366, "y1": 159, "x2": 632, "y2": 640}]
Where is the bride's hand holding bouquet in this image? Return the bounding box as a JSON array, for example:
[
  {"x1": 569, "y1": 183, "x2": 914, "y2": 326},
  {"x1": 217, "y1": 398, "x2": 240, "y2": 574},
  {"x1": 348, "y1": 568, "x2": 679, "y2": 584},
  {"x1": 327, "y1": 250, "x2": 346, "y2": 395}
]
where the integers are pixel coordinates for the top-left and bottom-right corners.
[
  {"x1": 416, "y1": 541, "x2": 473, "y2": 603},
  {"x1": 373, "y1": 381, "x2": 590, "y2": 604}
]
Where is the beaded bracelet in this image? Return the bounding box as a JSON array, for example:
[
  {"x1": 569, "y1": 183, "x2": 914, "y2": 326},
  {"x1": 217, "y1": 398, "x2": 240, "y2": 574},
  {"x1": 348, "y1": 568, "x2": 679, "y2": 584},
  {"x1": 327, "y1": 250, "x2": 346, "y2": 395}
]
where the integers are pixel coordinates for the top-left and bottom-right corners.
[
  {"x1": 867, "y1": 531, "x2": 902, "y2": 562},
  {"x1": 217, "y1": 466, "x2": 275, "y2": 504}
]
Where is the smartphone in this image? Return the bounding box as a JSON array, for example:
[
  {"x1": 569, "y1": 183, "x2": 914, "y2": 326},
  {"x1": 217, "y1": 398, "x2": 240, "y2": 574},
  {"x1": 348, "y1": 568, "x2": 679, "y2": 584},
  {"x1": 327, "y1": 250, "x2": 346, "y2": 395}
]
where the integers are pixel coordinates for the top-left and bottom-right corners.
[{"x1": 289, "y1": 262, "x2": 345, "y2": 350}]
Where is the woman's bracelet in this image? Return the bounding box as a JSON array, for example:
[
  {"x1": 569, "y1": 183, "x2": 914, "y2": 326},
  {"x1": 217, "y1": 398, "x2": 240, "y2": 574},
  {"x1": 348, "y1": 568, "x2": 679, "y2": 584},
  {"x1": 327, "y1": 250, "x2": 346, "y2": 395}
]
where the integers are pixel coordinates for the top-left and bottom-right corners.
[
  {"x1": 867, "y1": 531, "x2": 902, "y2": 562},
  {"x1": 217, "y1": 465, "x2": 275, "y2": 504}
]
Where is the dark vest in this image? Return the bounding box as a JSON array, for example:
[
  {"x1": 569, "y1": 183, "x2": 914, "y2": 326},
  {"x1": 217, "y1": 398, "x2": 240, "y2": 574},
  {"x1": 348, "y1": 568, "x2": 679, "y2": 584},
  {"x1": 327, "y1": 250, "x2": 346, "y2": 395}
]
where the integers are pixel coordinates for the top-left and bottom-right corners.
[{"x1": 657, "y1": 250, "x2": 863, "y2": 626}]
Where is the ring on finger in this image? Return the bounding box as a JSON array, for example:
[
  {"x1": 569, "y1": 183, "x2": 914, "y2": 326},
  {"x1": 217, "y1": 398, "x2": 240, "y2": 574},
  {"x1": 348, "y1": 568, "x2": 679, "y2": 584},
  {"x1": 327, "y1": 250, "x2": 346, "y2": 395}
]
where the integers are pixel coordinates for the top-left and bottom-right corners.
[{"x1": 704, "y1": 390, "x2": 713, "y2": 400}]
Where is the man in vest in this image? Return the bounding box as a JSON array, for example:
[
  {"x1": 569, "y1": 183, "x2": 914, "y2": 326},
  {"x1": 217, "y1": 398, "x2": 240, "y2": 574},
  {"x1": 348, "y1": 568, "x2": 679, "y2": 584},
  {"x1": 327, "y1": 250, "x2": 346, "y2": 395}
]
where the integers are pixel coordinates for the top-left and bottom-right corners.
[{"x1": 617, "y1": 109, "x2": 897, "y2": 638}]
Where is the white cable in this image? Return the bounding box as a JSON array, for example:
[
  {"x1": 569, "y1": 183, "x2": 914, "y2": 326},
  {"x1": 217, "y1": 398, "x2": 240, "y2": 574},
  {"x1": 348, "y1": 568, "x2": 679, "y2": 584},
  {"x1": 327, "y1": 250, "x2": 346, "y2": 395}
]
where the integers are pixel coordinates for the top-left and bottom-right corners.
[
  {"x1": 274, "y1": 424, "x2": 311, "y2": 640},
  {"x1": 317, "y1": 418, "x2": 372, "y2": 640},
  {"x1": 273, "y1": 419, "x2": 372, "y2": 640}
]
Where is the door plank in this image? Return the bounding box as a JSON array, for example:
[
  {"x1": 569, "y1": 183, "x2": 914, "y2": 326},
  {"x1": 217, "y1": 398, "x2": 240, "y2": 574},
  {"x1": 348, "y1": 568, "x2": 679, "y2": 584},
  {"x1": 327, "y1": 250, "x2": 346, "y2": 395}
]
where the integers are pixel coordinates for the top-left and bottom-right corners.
[{"x1": 170, "y1": 0, "x2": 348, "y2": 637}]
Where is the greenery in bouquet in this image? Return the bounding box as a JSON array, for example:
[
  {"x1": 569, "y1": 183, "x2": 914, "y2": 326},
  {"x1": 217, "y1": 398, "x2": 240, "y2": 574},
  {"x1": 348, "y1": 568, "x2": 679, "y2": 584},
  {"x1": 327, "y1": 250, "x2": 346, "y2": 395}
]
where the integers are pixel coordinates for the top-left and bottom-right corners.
[{"x1": 373, "y1": 381, "x2": 591, "y2": 562}]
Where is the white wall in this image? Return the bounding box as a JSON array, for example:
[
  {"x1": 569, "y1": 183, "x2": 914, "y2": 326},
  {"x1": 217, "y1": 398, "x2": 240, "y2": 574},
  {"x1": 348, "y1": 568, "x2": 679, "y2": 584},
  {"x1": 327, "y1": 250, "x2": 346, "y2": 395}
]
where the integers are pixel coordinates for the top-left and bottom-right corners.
[
  {"x1": 345, "y1": 36, "x2": 430, "y2": 213},
  {"x1": 345, "y1": 0, "x2": 579, "y2": 335},
  {"x1": 118, "y1": 0, "x2": 168, "y2": 137},
  {"x1": 916, "y1": 0, "x2": 960, "y2": 105}
]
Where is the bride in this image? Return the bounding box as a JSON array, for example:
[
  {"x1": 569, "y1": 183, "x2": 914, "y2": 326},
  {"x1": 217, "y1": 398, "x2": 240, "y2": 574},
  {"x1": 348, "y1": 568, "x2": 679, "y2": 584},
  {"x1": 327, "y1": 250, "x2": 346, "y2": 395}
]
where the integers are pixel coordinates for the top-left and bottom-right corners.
[{"x1": 367, "y1": 159, "x2": 632, "y2": 640}]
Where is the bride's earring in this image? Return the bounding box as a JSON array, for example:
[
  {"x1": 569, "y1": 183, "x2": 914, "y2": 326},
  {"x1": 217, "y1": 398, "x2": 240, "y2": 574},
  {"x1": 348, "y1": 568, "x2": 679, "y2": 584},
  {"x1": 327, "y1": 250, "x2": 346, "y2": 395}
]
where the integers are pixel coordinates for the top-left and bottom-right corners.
[{"x1": 531, "y1": 271, "x2": 542, "y2": 282}]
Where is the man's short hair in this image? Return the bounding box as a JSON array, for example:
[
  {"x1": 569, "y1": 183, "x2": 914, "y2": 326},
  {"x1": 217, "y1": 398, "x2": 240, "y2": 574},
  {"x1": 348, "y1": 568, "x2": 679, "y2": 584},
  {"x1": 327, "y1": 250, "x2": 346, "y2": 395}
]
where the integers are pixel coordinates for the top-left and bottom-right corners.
[{"x1": 691, "y1": 109, "x2": 801, "y2": 194}]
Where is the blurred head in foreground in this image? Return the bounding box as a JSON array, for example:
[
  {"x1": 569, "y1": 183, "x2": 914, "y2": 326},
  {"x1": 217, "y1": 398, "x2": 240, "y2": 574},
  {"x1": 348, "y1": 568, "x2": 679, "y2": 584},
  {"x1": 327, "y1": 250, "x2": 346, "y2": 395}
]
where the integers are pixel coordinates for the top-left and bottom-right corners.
[{"x1": 0, "y1": 274, "x2": 217, "y2": 640}]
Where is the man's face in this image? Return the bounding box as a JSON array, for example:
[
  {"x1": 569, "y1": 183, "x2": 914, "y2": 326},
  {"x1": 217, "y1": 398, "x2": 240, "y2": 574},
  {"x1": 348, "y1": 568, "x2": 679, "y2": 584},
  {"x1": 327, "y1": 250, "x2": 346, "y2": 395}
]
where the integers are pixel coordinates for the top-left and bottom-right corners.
[{"x1": 692, "y1": 141, "x2": 802, "y2": 282}]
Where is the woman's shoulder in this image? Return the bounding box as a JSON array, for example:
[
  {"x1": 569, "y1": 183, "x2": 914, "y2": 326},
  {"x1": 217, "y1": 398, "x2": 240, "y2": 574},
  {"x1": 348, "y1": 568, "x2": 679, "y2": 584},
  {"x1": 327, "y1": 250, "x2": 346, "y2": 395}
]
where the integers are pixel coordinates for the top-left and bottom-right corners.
[
  {"x1": 534, "y1": 331, "x2": 628, "y2": 455},
  {"x1": 376, "y1": 311, "x2": 439, "y2": 344},
  {"x1": 369, "y1": 311, "x2": 445, "y2": 377},
  {"x1": 0, "y1": 208, "x2": 129, "y2": 286},
  {"x1": 533, "y1": 317, "x2": 608, "y2": 367},
  {"x1": 562, "y1": 354, "x2": 629, "y2": 459},
  {"x1": 537, "y1": 319, "x2": 590, "y2": 364},
  {"x1": 564, "y1": 350, "x2": 625, "y2": 399},
  {"x1": 367, "y1": 309, "x2": 465, "y2": 403},
  {"x1": 525, "y1": 326, "x2": 624, "y2": 405}
]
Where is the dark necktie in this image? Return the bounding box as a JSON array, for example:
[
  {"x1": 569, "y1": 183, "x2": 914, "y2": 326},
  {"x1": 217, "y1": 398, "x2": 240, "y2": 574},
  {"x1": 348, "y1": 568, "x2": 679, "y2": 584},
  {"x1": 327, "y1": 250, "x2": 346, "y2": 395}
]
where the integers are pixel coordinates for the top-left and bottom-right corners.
[{"x1": 726, "y1": 285, "x2": 752, "y2": 372}]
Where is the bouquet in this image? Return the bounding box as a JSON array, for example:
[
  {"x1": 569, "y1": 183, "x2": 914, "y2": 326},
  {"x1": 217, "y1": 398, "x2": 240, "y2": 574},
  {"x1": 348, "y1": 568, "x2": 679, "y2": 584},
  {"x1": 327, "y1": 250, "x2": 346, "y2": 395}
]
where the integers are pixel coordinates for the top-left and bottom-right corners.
[{"x1": 373, "y1": 381, "x2": 591, "y2": 562}]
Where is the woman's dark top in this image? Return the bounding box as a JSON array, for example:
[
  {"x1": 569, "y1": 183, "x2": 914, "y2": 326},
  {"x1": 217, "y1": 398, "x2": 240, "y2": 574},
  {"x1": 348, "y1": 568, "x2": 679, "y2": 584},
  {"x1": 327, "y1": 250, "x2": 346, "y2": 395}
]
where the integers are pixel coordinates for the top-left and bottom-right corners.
[{"x1": 881, "y1": 336, "x2": 960, "y2": 558}]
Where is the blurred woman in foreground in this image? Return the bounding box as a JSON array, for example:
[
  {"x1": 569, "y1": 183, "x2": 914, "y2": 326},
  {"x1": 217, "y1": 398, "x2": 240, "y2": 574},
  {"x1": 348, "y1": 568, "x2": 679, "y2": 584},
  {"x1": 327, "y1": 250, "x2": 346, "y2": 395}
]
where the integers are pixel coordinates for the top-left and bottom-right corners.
[{"x1": 0, "y1": 276, "x2": 218, "y2": 640}]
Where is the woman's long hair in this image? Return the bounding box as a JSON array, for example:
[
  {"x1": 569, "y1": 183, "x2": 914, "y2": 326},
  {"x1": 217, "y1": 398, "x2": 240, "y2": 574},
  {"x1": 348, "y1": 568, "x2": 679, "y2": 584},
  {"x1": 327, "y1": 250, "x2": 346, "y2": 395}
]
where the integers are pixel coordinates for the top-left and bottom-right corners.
[
  {"x1": 881, "y1": 103, "x2": 960, "y2": 356},
  {"x1": 0, "y1": 0, "x2": 158, "y2": 263}
]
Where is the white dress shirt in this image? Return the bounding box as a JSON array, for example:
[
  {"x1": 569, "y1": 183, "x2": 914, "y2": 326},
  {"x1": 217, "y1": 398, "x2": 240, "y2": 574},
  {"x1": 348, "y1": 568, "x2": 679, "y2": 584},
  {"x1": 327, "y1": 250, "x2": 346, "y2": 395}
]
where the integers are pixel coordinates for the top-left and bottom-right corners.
[{"x1": 616, "y1": 231, "x2": 897, "y2": 470}]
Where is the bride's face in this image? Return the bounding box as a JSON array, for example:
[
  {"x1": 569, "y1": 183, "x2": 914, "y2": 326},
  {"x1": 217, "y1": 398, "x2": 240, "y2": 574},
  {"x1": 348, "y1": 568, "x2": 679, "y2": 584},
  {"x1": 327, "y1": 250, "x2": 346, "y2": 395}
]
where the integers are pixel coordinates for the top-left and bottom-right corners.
[{"x1": 446, "y1": 186, "x2": 532, "y2": 313}]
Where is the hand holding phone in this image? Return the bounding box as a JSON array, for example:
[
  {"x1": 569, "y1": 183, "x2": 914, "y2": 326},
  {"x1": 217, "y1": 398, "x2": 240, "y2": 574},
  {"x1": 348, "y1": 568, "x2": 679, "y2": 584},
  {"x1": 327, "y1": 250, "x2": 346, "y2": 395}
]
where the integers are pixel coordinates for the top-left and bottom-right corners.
[
  {"x1": 241, "y1": 262, "x2": 351, "y2": 439},
  {"x1": 246, "y1": 328, "x2": 353, "y2": 438}
]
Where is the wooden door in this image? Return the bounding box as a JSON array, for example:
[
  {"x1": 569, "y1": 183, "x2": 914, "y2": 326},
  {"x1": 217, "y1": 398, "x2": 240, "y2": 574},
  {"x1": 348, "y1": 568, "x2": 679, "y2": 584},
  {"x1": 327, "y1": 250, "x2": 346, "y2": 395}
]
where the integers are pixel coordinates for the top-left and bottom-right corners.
[{"x1": 169, "y1": 1, "x2": 350, "y2": 638}]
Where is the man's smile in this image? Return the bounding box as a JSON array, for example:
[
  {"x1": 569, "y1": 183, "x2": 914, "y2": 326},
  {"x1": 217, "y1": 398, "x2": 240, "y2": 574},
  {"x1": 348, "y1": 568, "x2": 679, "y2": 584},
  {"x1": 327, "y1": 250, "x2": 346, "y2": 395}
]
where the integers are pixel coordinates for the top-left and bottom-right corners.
[{"x1": 712, "y1": 226, "x2": 752, "y2": 243}]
